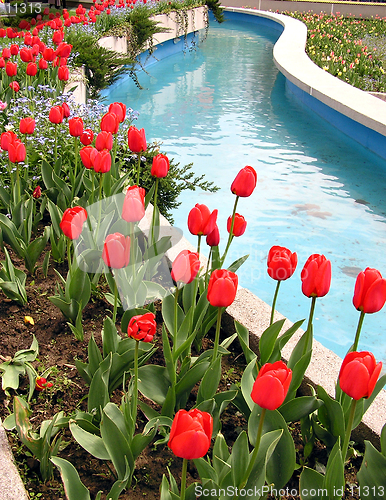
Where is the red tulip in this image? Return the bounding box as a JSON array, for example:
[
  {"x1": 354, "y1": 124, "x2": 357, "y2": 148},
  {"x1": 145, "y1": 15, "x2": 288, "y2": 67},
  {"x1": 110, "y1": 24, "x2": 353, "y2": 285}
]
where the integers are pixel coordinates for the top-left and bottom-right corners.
[
  {"x1": 52, "y1": 30, "x2": 64, "y2": 45},
  {"x1": 19, "y1": 117, "x2": 36, "y2": 135},
  {"x1": 19, "y1": 48, "x2": 33, "y2": 62},
  {"x1": 227, "y1": 213, "x2": 247, "y2": 237},
  {"x1": 8, "y1": 141, "x2": 26, "y2": 163},
  {"x1": 43, "y1": 47, "x2": 56, "y2": 61},
  {"x1": 56, "y1": 42, "x2": 72, "y2": 58},
  {"x1": 2, "y1": 48, "x2": 11, "y2": 59},
  {"x1": 231, "y1": 165, "x2": 257, "y2": 197},
  {"x1": 35, "y1": 377, "x2": 53, "y2": 392},
  {"x1": 9, "y1": 81, "x2": 20, "y2": 92},
  {"x1": 80, "y1": 146, "x2": 97, "y2": 170},
  {"x1": 60, "y1": 206, "x2": 87, "y2": 239},
  {"x1": 80, "y1": 128, "x2": 94, "y2": 146},
  {"x1": 127, "y1": 312, "x2": 156, "y2": 342},
  {"x1": 69, "y1": 117, "x2": 84, "y2": 137},
  {"x1": 151, "y1": 153, "x2": 170, "y2": 178},
  {"x1": 10, "y1": 44, "x2": 19, "y2": 56},
  {"x1": 32, "y1": 186, "x2": 41, "y2": 199},
  {"x1": 49, "y1": 105, "x2": 64, "y2": 124},
  {"x1": 171, "y1": 249, "x2": 200, "y2": 284},
  {"x1": 38, "y1": 58, "x2": 48, "y2": 70},
  {"x1": 267, "y1": 246, "x2": 298, "y2": 281},
  {"x1": 353, "y1": 267, "x2": 386, "y2": 314},
  {"x1": 0, "y1": 29, "x2": 6, "y2": 38},
  {"x1": 0, "y1": 58, "x2": 5, "y2": 68},
  {"x1": 206, "y1": 225, "x2": 220, "y2": 247},
  {"x1": 100, "y1": 112, "x2": 119, "y2": 134},
  {"x1": 62, "y1": 102, "x2": 71, "y2": 118},
  {"x1": 128, "y1": 126, "x2": 146, "y2": 152},
  {"x1": 6, "y1": 61, "x2": 17, "y2": 76},
  {"x1": 95, "y1": 131, "x2": 113, "y2": 151},
  {"x1": 58, "y1": 66, "x2": 69, "y2": 81},
  {"x1": 251, "y1": 361, "x2": 292, "y2": 410},
  {"x1": 102, "y1": 232, "x2": 131, "y2": 269},
  {"x1": 93, "y1": 149, "x2": 111, "y2": 173},
  {"x1": 122, "y1": 185, "x2": 145, "y2": 223},
  {"x1": 26, "y1": 62, "x2": 37, "y2": 76},
  {"x1": 188, "y1": 204, "x2": 218, "y2": 236},
  {"x1": 207, "y1": 269, "x2": 238, "y2": 307},
  {"x1": 339, "y1": 351, "x2": 382, "y2": 400},
  {"x1": 1, "y1": 131, "x2": 17, "y2": 151},
  {"x1": 168, "y1": 409, "x2": 213, "y2": 460},
  {"x1": 108, "y1": 102, "x2": 126, "y2": 123},
  {"x1": 301, "y1": 254, "x2": 331, "y2": 298}
]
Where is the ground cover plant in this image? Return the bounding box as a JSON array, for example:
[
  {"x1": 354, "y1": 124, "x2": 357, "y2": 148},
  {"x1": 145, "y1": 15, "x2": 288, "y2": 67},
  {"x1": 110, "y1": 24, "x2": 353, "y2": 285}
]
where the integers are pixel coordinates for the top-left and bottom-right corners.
[
  {"x1": 0, "y1": 2, "x2": 385, "y2": 499},
  {"x1": 284, "y1": 10, "x2": 386, "y2": 92}
]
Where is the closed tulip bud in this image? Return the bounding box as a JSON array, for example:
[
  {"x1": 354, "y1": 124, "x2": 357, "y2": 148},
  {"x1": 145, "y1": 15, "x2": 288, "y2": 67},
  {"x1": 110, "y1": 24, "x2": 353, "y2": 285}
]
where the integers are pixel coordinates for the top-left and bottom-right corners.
[
  {"x1": 9, "y1": 81, "x2": 20, "y2": 92},
  {"x1": 207, "y1": 269, "x2": 238, "y2": 307},
  {"x1": 58, "y1": 66, "x2": 69, "y2": 81},
  {"x1": 32, "y1": 186, "x2": 41, "y2": 199},
  {"x1": 52, "y1": 30, "x2": 63, "y2": 45},
  {"x1": 60, "y1": 206, "x2": 87, "y2": 239},
  {"x1": 100, "y1": 112, "x2": 119, "y2": 134},
  {"x1": 267, "y1": 246, "x2": 298, "y2": 281},
  {"x1": 26, "y1": 62, "x2": 37, "y2": 76},
  {"x1": 80, "y1": 128, "x2": 94, "y2": 146},
  {"x1": 38, "y1": 58, "x2": 48, "y2": 70},
  {"x1": 108, "y1": 102, "x2": 126, "y2": 123},
  {"x1": 49, "y1": 105, "x2": 64, "y2": 124},
  {"x1": 122, "y1": 185, "x2": 145, "y2": 223},
  {"x1": 251, "y1": 361, "x2": 292, "y2": 410},
  {"x1": 0, "y1": 29, "x2": 6, "y2": 38},
  {"x1": 8, "y1": 141, "x2": 26, "y2": 163},
  {"x1": 10, "y1": 44, "x2": 19, "y2": 56},
  {"x1": 1, "y1": 131, "x2": 17, "y2": 151},
  {"x1": 151, "y1": 153, "x2": 170, "y2": 178},
  {"x1": 93, "y1": 149, "x2": 111, "y2": 173},
  {"x1": 62, "y1": 102, "x2": 71, "y2": 118},
  {"x1": 19, "y1": 47, "x2": 33, "y2": 62},
  {"x1": 127, "y1": 312, "x2": 156, "y2": 342},
  {"x1": 231, "y1": 165, "x2": 258, "y2": 197},
  {"x1": 339, "y1": 351, "x2": 382, "y2": 400},
  {"x1": 69, "y1": 117, "x2": 84, "y2": 137},
  {"x1": 128, "y1": 126, "x2": 146, "y2": 152},
  {"x1": 206, "y1": 225, "x2": 220, "y2": 247},
  {"x1": 227, "y1": 213, "x2": 247, "y2": 237},
  {"x1": 168, "y1": 409, "x2": 213, "y2": 460},
  {"x1": 2, "y1": 48, "x2": 11, "y2": 59},
  {"x1": 43, "y1": 47, "x2": 56, "y2": 62},
  {"x1": 19, "y1": 117, "x2": 36, "y2": 135},
  {"x1": 301, "y1": 254, "x2": 331, "y2": 298},
  {"x1": 102, "y1": 232, "x2": 131, "y2": 269},
  {"x1": 188, "y1": 203, "x2": 218, "y2": 236},
  {"x1": 79, "y1": 146, "x2": 97, "y2": 170},
  {"x1": 353, "y1": 267, "x2": 386, "y2": 314},
  {"x1": 56, "y1": 42, "x2": 72, "y2": 58},
  {"x1": 0, "y1": 58, "x2": 5, "y2": 68},
  {"x1": 171, "y1": 250, "x2": 200, "y2": 284},
  {"x1": 95, "y1": 130, "x2": 113, "y2": 151},
  {"x1": 6, "y1": 61, "x2": 17, "y2": 77}
]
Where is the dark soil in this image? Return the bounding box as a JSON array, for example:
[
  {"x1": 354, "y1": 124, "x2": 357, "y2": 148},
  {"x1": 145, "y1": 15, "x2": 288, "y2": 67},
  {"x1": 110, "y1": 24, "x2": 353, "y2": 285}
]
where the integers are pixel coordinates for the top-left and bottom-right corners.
[{"x1": 0, "y1": 245, "x2": 361, "y2": 500}]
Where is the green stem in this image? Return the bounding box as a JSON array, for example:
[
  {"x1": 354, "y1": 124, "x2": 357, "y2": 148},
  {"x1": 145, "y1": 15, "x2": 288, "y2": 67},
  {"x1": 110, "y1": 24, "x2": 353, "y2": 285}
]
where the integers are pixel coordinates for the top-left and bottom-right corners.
[
  {"x1": 74, "y1": 136, "x2": 79, "y2": 184},
  {"x1": 151, "y1": 178, "x2": 159, "y2": 246},
  {"x1": 174, "y1": 286, "x2": 179, "y2": 341},
  {"x1": 341, "y1": 398, "x2": 357, "y2": 463},
  {"x1": 16, "y1": 162, "x2": 21, "y2": 204},
  {"x1": 54, "y1": 123, "x2": 58, "y2": 165},
  {"x1": 180, "y1": 458, "x2": 188, "y2": 500},
  {"x1": 303, "y1": 296, "x2": 317, "y2": 356},
  {"x1": 113, "y1": 278, "x2": 118, "y2": 324},
  {"x1": 132, "y1": 340, "x2": 139, "y2": 424},
  {"x1": 197, "y1": 234, "x2": 202, "y2": 256},
  {"x1": 90, "y1": 169, "x2": 95, "y2": 205},
  {"x1": 205, "y1": 248, "x2": 212, "y2": 288},
  {"x1": 67, "y1": 237, "x2": 72, "y2": 276},
  {"x1": 212, "y1": 307, "x2": 223, "y2": 363},
  {"x1": 352, "y1": 311, "x2": 365, "y2": 352},
  {"x1": 270, "y1": 280, "x2": 281, "y2": 326},
  {"x1": 236, "y1": 408, "x2": 267, "y2": 496},
  {"x1": 221, "y1": 195, "x2": 239, "y2": 264},
  {"x1": 112, "y1": 133, "x2": 118, "y2": 173},
  {"x1": 98, "y1": 172, "x2": 103, "y2": 202},
  {"x1": 136, "y1": 153, "x2": 141, "y2": 185}
]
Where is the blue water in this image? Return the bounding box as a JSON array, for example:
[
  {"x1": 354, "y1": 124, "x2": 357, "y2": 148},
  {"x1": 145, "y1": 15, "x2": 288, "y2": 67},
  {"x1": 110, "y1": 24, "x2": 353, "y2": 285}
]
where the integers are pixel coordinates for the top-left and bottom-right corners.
[{"x1": 103, "y1": 16, "x2": 386, "y2": 367}]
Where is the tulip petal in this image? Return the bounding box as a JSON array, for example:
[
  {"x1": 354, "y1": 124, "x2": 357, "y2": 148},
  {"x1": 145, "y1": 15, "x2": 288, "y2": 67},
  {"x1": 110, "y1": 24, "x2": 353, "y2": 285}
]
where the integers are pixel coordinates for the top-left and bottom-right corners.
[
  {"x1": 362, "y1": 279, "x2": 386, "y2": 314},
  {"x1": 251, "y1": 375, "x2": 285, "y2": 410},
  {"x1": 169, "y1": 430, "x2": 210, "y2": 460},
  {"x1": 340, "y1": 360, "x2": 370, "y2": 400}
]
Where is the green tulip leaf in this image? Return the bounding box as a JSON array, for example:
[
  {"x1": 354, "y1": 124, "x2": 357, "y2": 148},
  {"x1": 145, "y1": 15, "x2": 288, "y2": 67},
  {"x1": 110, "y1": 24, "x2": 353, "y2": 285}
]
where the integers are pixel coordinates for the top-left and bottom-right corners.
[
  {"x1": 357, "y1": 440, "x2": 386, "y2": 496},
  {"x1": 323, "y1": 439, "x2": 344, "y2": 500},
  {"x1": 212, "y1": 432, "x2": 231, "y2": 482},
  {"x1": 51, "y1": 457, "x2": 92, "y2": 500},
  {"x1": 69, "y1": 422, "x2": 109, "y2": 460},
  {"x1": 279, "y1": 396, "x2": 324, "y2": 423},
  {"x1": 240, "y1": 358, "x2": 258, "y2": 412},
  {"x1": 234, "y1": 320, "x2": 256, "y2": 365},
  {"x1": 193, "y1": 457, "x2": 218, "y2": 482},
  {"x1": 230, "y1": 430, "x2": 249, "y2": 488},
  {"x1": 259, "y1": 319, "x2": 286, "y2": 366},
  {"x1": 197, "y1": 356, "x2": 222, "y2": 404},
  {"x1": 316, "y1": 385, "x2": 345, "y2": 444},
  {"x1": 299, "y1": 467, "x2": 325, "y2": 500},
  {"x1": 101, "y1": 316, "x2": 121, "y2": 357},
  {"x1": 138, "y1": 365, "x2": 171, "y2": 405}
]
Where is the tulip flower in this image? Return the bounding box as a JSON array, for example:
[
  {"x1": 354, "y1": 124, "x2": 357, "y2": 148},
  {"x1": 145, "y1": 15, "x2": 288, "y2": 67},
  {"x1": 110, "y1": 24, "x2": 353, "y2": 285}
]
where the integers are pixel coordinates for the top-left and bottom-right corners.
[
  {"x1": 102, "y1": 232, "x2": 131, "y2": 269},
  {"x1": 95, "y1": 131, "x2": 113, "y2": 151},
  {"x1": 251, "y1": 361, "x2": 292, "y2": 410},
  {"x1": 43, "y1": 47, "x2": 56, "y2": 61},
  {"x1": 267, "y1": 245, "x2": 298, "y2": 325},
  {"x1": 69, "y1": 117, "x2": 84, "y2": 137},
  {"x1": 6, "y1": 61, "x2": 17, "y2": 77},
  {"x1": 188, "y1": 203, "x2": 218, "y2": 254},
  {"x1": 127, "y1": 312, "x2": 156, "y2": 342},
  {"x1": 100, "y1": 112, "x2": 119, "y2": 134},
  {"x1": 231, "y1": 165, "x2": 257, "y2": 198},
  {"x1": 128, "y1": 125, "x2": 146, "y2": 152},
  {"x1": 32, "y1": 186, "x2": 41, "y2": 199},
  {"x1": 8, "y1": 141, "x2": 26, "y2": 163},
  {"x1": 122, "y1": 185, "x2": 145, "y2": 223},
  {"x1": 26, "y1": 62, "x2": 37, "y2": 77},
  {"x1": 151, "y1": 153, "x2": 170, "y2": 178},
  {"x1": 58, "y1": 66, "x2": 69, "y2": 81},
  {"x1": 339, "y1": 351, "x2": 382, "y2": 461},
  {"x1": 19, "y1": 117, "x2": 36, "y2": 135},
  {"x1": 9, "y1": 81, "x2": 20, "y2": 92},
  {"x1": 301, "y1": 254, "x2": 331, "y2": 299},
  {"x1": 60, "y1": 206, "x2": 88, "y2": 240},
  {"x1": 49, "y1": 105, "x2": 64, "y2": 124},
  {"x1": 108, "y1": 102, "x2": 126, "y2": 123},
  {"x1": 35, "y1": 377, "x2": 53, "y2": 392},
  {"x1": 20, "y1": 48, "x2": 33, "y2": 62},
  {"x1": 93, "y1": 149, "x2": 111, "y2": 173},
  {"x1": 1, "y1": 131, "x2": 17, "y2": 151},
  {"x1": 171, "y1": 250, "x2": 200, "y2": 285},
  {"x1": 80, "y1": 128, "x2": 94, "y2": 146},
  {"x1": 227, "y1": 213, "x2": 246, "y2": 237},
  {"x1": 62, "y1": 102, "x2": 71, "y2": 119},
  {"x1": 2, "y1": 48, "x2": 11, "y2": 59},
  {"x1": 56, "y1": 42, "x2": 72, "y2": 58},
  {"x1": 206, "y1": 225, "x2": 220, "y2": 247},
  {"x1": 80, "y1": 145, "x2": 97, "y2": 170},
  {"x1": 52, "y1": 30, "x2": 64, "y2": 45},
  {"x1": 10, "y1": 44, "x2": 19, "y2": 56},
  {"x1": 38, "y1": 58, "x2": 48, "y2": 70},
  {"x1": 0, "y1": 58, "x2": 5, "y2": 68},
  {"x1": 168, "y1": 408, "x2": 213, "y2": 459}
]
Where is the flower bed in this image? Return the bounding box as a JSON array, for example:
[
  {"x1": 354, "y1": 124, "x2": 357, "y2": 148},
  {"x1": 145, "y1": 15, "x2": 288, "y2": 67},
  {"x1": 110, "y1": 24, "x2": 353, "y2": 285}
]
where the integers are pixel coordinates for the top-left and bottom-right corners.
[{"x1": 0, "y1": 3, "x2": 385, "y2": 500}]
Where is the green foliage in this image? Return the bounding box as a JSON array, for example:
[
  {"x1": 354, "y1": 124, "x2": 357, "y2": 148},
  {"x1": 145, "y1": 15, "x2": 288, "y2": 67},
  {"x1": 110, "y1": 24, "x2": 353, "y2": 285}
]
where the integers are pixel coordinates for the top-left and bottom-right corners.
[
  {"x1": 205, "y1": 0, "x2": 224, "y2": 23},
  {"x1": 0, "y1": 247, "x2": 27, "y2": 305}
]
